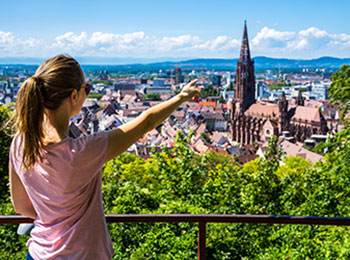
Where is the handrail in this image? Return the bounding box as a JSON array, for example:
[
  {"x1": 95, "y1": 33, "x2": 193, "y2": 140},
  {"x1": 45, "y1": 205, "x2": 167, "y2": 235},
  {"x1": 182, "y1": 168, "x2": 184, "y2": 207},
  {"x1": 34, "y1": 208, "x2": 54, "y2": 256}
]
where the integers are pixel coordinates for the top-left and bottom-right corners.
[{"x1": 2, "y1": 214, "x2": 350, "y2": 260}]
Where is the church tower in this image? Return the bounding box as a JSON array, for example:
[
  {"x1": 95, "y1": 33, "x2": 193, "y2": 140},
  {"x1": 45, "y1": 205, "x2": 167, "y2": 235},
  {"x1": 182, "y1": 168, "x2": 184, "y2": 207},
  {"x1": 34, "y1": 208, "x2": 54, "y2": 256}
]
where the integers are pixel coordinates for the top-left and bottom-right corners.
[
  {"x1": 233, "y1": 21, "x2": 256, "y2": 114},
  {"x1": 296, "y1": 89, "x2": 304, "y2": 106},
  {"x1": 230, "y1": 22, "x2": 256, "y2": 144},
  {"x1": 278, "y1": 91, "x2": 289, "y2": 132}
]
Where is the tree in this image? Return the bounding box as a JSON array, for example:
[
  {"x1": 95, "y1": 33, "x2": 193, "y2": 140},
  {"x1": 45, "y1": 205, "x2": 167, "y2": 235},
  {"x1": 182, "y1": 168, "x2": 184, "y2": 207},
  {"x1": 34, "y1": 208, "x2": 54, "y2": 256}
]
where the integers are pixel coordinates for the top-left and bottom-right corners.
[
  {"x1": 0, "y1": 104, "x2": 29, "y2": 259},
  {"x1": 328, "y1": 64, "x2": 350, "y2": 120},
  {"x1": 200, "y1": 132, "x2": 211, "y2": 144},
  {"x1": 0, "y1": 104, "x2": 13, "y2": 201},
  {"x1": 87, "y1": 93, "x2": 104, "y2": 100},
  {"x1": 89, "y1": 80, "x2": 112, "y2": 85},
  {"x1": 200, "y1": 85, "x2": 219, "y2": 98},
  {"x1": 144, "y1": 93, "x2": 161, "y2": 101}
]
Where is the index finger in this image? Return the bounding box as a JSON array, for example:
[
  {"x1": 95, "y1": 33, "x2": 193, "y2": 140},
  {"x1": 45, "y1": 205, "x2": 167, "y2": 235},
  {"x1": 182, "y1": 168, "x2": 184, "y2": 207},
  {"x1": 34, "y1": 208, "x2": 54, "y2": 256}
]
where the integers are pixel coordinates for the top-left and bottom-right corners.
[{"x1": 188, "y1": 79, "x2": 199, "y2": 86}]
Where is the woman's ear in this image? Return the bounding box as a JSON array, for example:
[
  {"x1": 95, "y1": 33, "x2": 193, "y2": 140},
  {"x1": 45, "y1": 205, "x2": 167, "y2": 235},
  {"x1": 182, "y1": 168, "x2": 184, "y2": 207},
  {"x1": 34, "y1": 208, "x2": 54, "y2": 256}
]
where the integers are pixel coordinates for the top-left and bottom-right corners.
[{"x1": 70, "y1": 89, "x2": 78, "y2": 105}]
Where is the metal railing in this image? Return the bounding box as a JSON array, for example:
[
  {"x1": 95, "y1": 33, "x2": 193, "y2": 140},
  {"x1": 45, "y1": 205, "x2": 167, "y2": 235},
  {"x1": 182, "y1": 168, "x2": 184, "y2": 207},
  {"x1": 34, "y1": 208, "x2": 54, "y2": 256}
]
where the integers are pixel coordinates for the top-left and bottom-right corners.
[{"x1": 2, "y1": 214, "x2": 350, "y2": 260}]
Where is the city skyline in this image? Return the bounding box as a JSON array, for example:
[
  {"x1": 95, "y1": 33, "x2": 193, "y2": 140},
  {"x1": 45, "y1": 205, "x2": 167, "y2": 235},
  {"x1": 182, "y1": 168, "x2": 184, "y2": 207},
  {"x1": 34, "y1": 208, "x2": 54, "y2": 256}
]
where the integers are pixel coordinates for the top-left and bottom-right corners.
[{"x1": 1, "y1": 0, "x2": 350, "y2": 60}]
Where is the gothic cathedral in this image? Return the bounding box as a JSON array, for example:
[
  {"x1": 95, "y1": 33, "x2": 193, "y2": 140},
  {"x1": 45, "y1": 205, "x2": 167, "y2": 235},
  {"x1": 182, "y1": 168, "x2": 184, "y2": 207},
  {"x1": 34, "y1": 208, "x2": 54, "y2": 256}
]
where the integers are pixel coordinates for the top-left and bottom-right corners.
[{"x1": 230, "y1": 22, "x2": 328, "y2": 145}]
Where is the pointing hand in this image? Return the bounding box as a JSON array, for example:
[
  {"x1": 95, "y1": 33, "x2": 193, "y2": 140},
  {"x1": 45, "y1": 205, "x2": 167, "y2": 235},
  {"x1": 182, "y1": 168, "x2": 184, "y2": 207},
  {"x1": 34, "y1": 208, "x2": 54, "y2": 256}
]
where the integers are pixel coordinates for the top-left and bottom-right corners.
[{"x1": 180, "y1": 79, "x2": 201, "y2": 102}]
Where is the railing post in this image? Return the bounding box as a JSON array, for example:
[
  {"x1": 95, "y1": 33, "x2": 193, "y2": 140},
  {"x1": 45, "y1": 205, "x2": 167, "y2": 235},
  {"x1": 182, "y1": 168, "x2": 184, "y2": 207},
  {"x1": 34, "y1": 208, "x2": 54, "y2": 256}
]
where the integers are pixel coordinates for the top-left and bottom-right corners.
[{"x1": 198, "y1": 221, "x2": 206, "y2": 260}]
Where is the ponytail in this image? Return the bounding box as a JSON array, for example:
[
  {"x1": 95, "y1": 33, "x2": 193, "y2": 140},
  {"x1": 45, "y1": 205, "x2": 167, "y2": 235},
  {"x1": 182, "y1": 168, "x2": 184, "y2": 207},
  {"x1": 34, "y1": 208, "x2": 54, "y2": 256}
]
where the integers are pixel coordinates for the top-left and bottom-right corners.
[
  {"x1": 15, "y1": 76, "x2": 45, "y2": 171},
  {"x1": 13, "y1": 54, "x2": 85, "y2": 172}
]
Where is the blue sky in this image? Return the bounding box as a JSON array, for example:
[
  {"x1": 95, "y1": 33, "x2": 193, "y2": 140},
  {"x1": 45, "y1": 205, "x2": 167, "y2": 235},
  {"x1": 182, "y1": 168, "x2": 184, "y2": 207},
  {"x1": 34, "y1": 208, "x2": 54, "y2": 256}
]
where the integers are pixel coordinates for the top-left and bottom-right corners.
[{"x1": 1, "y1": 0, "x2": 349, "y2": 60}]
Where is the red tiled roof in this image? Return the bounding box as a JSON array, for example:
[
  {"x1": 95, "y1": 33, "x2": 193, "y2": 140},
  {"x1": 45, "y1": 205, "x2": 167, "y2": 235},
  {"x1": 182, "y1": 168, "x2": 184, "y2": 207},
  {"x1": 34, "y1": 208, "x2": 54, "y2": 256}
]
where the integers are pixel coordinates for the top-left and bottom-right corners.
[
  {"x1": 195, "y1": 123, "x2": 206, "y2": 136},
  {"x1": 304, "y1": 100, "x2": 324, "y2": 108},
  {"x1": 198, "y1": 101, "x2": 217, "y2": 108},
  {"x1": 193, "y1": 139, "x2": 210, "y2": 153},
  {"x1": 280, "y1": 140, "x2": 323, "y2": 164},
  {"x1": 144, "y1": 129, "x2": 158, "y2": 138},
  {"x1": 264, "y1": 80, "x2": 284, "y2": 85},
  {"x1": 245, "y1": 104, "x2": 280, "y2": 117},
  {"x1": 292, "y1": 106, "x2": 322, "y2": 122},
  {"x1": 121, "y1": 94, "x2": 136, "y2": 104},
  {"x1": 237, "y1": 154, "x2": 258, "y2": 164},
  {"x1": 172, "y1": 110, "x2": 186, "y2": 119},
  {"x1": 121, "y1": 89, "x2": 136, "y2": 97},
  {"x1": 201, "y1": 112, "x2": 225, "y2": 121}
]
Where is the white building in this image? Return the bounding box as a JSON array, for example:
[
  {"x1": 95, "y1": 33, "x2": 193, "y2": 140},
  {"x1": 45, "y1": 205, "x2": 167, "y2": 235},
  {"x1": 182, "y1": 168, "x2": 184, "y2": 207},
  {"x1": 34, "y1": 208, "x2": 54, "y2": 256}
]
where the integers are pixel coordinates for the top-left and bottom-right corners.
[
  {"x1": 153, "y1": 78, "x2": 165, "y2": 87},
  {"x1": 311, "y1": 81, "x2": 331, "y2": 100}
]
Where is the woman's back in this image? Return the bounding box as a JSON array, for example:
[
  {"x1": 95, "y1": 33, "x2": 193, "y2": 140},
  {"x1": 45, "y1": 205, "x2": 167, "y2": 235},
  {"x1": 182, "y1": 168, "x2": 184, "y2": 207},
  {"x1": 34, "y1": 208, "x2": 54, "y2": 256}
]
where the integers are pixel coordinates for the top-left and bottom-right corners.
[{"x1": 10, "y1": 131, "x2": 114, "y2": 260}]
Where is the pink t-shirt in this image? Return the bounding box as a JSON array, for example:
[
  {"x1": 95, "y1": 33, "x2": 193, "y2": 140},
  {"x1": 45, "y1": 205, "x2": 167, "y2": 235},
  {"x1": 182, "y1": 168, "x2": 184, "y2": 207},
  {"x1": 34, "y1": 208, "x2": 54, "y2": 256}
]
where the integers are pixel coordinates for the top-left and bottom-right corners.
[{"x1": 10, "y1": 131, "x2": 114, "y2": 260}]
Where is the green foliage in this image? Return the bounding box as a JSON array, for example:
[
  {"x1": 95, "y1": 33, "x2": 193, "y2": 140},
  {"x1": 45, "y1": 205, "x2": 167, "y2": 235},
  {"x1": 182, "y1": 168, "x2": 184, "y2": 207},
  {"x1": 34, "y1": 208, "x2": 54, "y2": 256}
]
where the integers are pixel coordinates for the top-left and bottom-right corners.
[
  {"x1": 304, "y1": 141, "x2": 327, "y2": 154},
  {"x1": 267, "y1": 83, "x2": 284, "y2": 90},
  {"x1": 200, "y1": 85, "x2": 219, "y2": 98},
  {"x1": 329, "y1": 64, "x2": 350, "y2": 120},
  {"x1": 144, "y1": 93, "x2": 161, "y2": 101},
  {"x1": 89, "y1": 79, "x2": 112, "y2": 85},
  {"x1": 0, "y1": 104, "x2": 13, "y2": 200},
  {"x1": 0, "y1": 104, "x2": 29, "y2": 259},
  {"x1": 99, "y1": 116, "x2": 350, "y2": 260},
  {"x1": 87, "y1": 93, "x2": 104, "y2": 100},
  {"x1": 200, "y1": 132, "x2": 211, "y2": 144}
]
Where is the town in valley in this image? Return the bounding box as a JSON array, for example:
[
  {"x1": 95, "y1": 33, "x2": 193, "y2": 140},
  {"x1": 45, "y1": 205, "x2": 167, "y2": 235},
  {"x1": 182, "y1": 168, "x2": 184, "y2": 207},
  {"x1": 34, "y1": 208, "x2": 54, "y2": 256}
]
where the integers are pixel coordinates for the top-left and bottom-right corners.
[{"x1": 0, "y1": 25, "x2": 342, "y2": 165}]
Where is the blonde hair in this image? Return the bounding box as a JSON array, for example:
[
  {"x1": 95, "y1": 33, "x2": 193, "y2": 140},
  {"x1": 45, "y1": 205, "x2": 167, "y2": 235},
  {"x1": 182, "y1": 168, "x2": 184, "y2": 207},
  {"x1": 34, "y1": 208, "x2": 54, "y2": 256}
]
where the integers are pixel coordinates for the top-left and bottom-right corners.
[{"x1": 14, "y1": 54, "x2": 85, "y2": 171}]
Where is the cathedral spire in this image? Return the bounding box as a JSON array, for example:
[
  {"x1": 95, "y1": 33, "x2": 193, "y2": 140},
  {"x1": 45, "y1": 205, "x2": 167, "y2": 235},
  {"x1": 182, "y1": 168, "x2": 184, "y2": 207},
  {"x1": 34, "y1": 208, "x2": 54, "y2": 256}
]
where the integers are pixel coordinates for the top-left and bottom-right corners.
[
  {"x1": 296, "y1": 89, "x2": 304, "y2": 106},
  {"x1": 239, "y1": 20, "x2": 251, "y2": 63},
  {"x1": 232, "y1": 21, "x2": 255, "y2": 113},
  {"x1": 279, "y1": 91, "x2": 288, "y2": 113}
]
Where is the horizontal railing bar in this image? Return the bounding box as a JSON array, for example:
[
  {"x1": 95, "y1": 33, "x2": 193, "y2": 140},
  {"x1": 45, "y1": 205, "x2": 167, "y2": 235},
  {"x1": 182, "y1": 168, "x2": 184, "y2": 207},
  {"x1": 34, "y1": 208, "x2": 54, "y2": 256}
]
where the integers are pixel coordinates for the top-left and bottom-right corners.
[{"x1": 2, "y1": 214, "x2": 350, "y2": 226}]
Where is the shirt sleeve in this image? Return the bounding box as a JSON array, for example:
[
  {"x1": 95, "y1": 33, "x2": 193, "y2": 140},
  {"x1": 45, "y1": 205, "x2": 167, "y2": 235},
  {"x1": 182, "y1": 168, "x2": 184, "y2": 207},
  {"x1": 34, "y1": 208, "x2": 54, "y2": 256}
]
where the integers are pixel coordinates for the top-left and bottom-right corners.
[
  {"x1": 69, "y1": 131, "x2": 109, "y2": 186},
  {"x1": 9, "y1": 136, "x2": 21, "y2": 175}
]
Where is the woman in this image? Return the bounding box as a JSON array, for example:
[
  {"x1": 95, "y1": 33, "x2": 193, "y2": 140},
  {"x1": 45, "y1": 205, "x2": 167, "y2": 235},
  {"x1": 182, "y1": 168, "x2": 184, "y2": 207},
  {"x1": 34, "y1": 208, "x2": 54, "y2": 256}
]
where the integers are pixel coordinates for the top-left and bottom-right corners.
[{"x1": 9, "y1": 54, "x2": 200, "y2": 260}]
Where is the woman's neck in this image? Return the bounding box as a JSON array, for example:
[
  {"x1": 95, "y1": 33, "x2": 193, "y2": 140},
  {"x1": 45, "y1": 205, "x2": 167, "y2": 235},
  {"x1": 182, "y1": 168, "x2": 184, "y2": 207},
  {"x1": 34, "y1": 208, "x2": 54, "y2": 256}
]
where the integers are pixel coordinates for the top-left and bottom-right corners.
[{"x1": 43, "y1": 108, "x2": 70, "y2": 145}]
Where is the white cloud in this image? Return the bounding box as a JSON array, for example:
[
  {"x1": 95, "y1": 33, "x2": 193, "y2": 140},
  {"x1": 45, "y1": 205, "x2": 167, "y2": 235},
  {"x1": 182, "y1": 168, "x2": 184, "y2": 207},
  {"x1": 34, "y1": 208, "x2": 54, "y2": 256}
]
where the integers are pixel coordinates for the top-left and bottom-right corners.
[
  {"x1": 252, "y1": 27, "x2": 295, "y2": 48},
  {"x1": 52, "y1": 32, "x2": 88, "y2": 54},
  {"x1": 251, "y1": 26, "x2": 350, "y2": 58},
  {"x1": 1, "y1": 27, "x2": 350, "y2": 59},
  {"x1": 299, "y1": 27, "x2": 328, "y2": 38},
  {"x1": 0, "y1": 31, "x2": 15, "y2": 46},
  {"x1": 84, "y1": 31, "x2": 149, "y2": 55},
  {"x1": 0, "y1": 31, "x2": 42, "y2": 55}
]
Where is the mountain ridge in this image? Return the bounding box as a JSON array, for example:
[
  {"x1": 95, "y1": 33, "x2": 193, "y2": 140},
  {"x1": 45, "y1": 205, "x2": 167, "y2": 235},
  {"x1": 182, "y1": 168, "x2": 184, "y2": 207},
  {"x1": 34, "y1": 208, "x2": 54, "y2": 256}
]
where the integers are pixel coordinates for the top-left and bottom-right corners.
[{"x1": 0, "y1": 56, "x2": 349, "y2": 69}]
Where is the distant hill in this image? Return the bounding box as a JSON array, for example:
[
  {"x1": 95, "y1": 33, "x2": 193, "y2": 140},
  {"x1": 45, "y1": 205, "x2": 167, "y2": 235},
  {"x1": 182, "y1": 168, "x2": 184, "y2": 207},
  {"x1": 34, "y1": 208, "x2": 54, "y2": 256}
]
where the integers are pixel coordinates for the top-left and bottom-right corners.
[
  {"x1": 253, "y1": 56, "x2": 350, "y2": 69},
  {"x1": 1, "y1": 56, "x2": 349, "y2": 71},
  {"x1": 159, "y1": 56, "x2": 350, "y2": 70}
]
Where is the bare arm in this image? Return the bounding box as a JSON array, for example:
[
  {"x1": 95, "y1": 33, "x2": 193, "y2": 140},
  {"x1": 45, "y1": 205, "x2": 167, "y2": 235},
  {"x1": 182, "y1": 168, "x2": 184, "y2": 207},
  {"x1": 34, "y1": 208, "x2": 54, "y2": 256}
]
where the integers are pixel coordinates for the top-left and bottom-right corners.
[
  {"x1": 105, "y1": 79, "x2": 200, "y2": 161},
  {"x1": 9, "y1": 162, "x2": 37, "y2": 219}
]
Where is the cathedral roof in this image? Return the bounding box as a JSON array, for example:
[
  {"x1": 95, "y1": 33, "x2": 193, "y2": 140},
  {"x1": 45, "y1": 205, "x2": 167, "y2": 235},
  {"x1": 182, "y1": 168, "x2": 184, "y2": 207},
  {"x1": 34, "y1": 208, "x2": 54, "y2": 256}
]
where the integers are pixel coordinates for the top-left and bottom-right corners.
[
  {"x1": 245, "y1": 103, "x2": 280, "y2": 117},
  {"x1": 292, "y1": 106, "x2": 322, "y2": 122}
]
